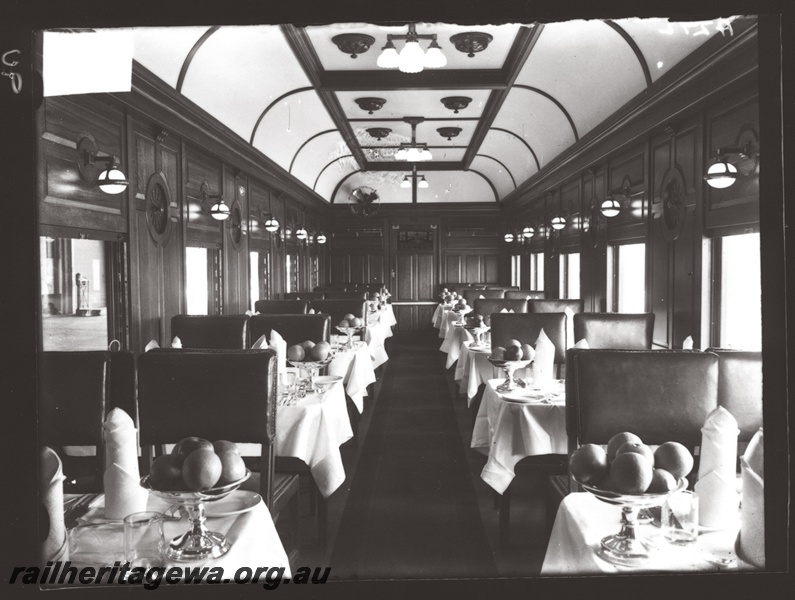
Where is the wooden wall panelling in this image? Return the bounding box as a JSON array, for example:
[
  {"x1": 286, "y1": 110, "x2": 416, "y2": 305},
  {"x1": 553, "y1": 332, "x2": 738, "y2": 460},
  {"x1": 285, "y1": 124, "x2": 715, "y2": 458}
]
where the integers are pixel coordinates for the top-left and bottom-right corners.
[
  {"x1": 184, "y1": 146, "x2": 223, "y2": 246},
  {"x1": 558, "y1": 180, "x2": 581, "y2": 251},
  {"x1": 271, "y1": 191, "x2": 286, "y2": 299},
  {"x1": 606, "y1": 146, "x2": 647, "y2": 242},
  {"x1": 650, "y1": 136, "x2": 673, "y2": 347},
  {"x1": 158, "y1": 133, "x2": 183, "y2": 342},
  {"x1": 221, "y1": 168, "x2": 248, "y2": 315},
  {"x1": 39, "y1": 96, "x2": 127, "y2": 233},
  {"x1": 580, "y1": 169, "x2": 608, "y2": 312},
  {"x1": 543, "y1": 195, "x2": 560, "y2": 297}
]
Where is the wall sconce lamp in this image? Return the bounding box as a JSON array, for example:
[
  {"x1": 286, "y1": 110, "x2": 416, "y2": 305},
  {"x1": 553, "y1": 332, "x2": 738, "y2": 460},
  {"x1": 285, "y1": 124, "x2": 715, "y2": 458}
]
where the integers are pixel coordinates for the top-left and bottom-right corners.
[
  {"x1": 200, "y1": 182, "x2": 229, "y2": 220},
  {"x1": 77, "y1": 136, "x2": 129, "y2": 194},
  {"x1": 522, "y1": 225, "x2": 535, "y2": 239},
  {"x1": 600, "y1": 177, "x2": 644, "y2": 217},
  {"x1": 504, "y1": 232, "x2": 515, "y2": 243},
  {"x1": 703, "y1": 141, "x2": 756, "y2": 189},
  {"x1": 550, "y1": 215, "x2": 567, "y2": 231},
  {"x1": 296, "y1": 227, "x2": 308, "y2": 241},
  {"x1": 316, "y1": 232, "x2": 327, "y2": 245}
]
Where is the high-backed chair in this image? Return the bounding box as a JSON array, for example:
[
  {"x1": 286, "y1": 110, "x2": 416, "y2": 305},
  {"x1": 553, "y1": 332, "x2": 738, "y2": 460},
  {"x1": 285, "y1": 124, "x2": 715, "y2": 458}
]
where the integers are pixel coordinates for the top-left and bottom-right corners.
[
  {"x1": 249, "y1": 314, "x2": 331, "y2": 349},
  {"x1": 486, "y1": 285, "x2": 519, "y2": 291},
  {"x1": 573, "y1": 313, "x2": 655, "y2": 349},
  {"x1": 473, "y1": 298, "x2": 529, "y2": 317},
  {"x1": 470, "y1": 284, "x2": 488, "y2": 290},
  {"x1": 38, "y1": 351, "x2": 110, "y2": 491},
  {"x1": 356, "y1": 283, "x2": 383, "y2": 295},
  {"x1": 254, "y1": 299, "x2": 310, "y2": 315},
  {"x1": 707, "y1": 349, "x2": 763, "y2": 447},
  {"x1": 505, "y1": 290, "x2": 546, "y2": 300},
  {"x1": 527, "y1": 299, "x2": 584, "y2": 314},
  {"x1": 137, "y1": 349, "x2": 300, "y2": 559},
  {"x1": 284, "y1": 292, "x2": 325, "y2": 301},
  {"x1": 314, "y1": 285, "x2": 347, "y2": 293},
  {"x1": 490, "y1": 312, "x2": 568, "y2": 366},
  {"x1": 322, "y1": 290, "x2": 368, "y2": 300},
  {"x1": 463, "y1": 288, "x2": 504, "y2": 305},
  {"x1": 171, "y1": 314, "x2": 249, "y2": 349}
]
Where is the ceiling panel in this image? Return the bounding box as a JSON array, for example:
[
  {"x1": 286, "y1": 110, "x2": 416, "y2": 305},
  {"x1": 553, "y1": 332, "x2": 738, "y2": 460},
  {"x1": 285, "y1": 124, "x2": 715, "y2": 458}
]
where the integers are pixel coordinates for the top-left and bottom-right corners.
[
  {"x1": 337, "y1": 89, "x2": 490, "y2": 120},
  {"x1": 290, "y1": 131, "x2": 346, "y2": 187},
  {"x1": 305, "y1": 22, "x2": 524, "y2": 72},
  {"x1": 479, "y1": 130, "x2": 539, "y2": 184},
  {"x1": 515, "y1": 19, "x2": 647, "y2": 141},
  {"x1": 417, "y1": 172, "x2": 495, "y2": 203},
  {"x1": 470, "y1": 155, "x2": 516, "y2": 199},
  {"x1": 132, "y1": 26, "x2": 210, "y2": 88}
]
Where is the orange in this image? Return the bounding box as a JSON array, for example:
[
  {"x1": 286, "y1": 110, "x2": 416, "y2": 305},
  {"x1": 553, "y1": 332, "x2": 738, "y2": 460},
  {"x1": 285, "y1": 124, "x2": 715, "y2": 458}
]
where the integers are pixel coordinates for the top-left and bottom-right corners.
[
  {"x1": 505, "y1": 339, "x2": 522, "y2": 349},
  {"x1": 606, "y1": 431, "x2": 642, "y2": 462},
  {"x1": 171, "y1": 437, "x2": 213, "y2": 466},
  {"x1": 309, "y1": 344, "x2": 330, "y2": 361},
  {"x1": 182, "y1": 449, "x2": 222, "y2": 491},
  {"x1": 216, "y1": 450, "x2": 247, "y2": 486},
  {"x1": 343, "y1": 313, "x2": 356, "y2": 321},
  {"x1": 350, "y1": 317, "x2": 363, "y2": 328},
  {"x1": 212, "y1": 440, "x2": 239, "y2": 455},
  {"x1": 569, "y1": 444, "x2": 609, "y2": 485},
  {"x1": 610, "y1": 452, "x2": 653, "y2": 494},
  {"x1": 504, "y1": 345, "x2": 523, "y2": 361},
  {"x1": 299, "y1": 340, "x2": 316, "y2": 351},
  {"x1": 286, "y1": 344, "x2": 305, "y2": 362},
  {"x1": 490, "y1": 347, "x2": 506, "y2": 360},
  {"x1": 521, "y1": 344, "x2": 535, "y2": 361},
  {"x1": 339, "y1": 319, "x2": 350, "y2": 328},
  {"x1": 647, "y1": 468, "x2": 678, "y2": 493},
  {"x1": 616, "y1": 441, "x2": 655, "y2": 465},
  {"x1": 653, "y1": 442, "x2": 694, "y2": 478},
  {"x1": 149, "y1": 454, "x2": 183, "y2": 490}
]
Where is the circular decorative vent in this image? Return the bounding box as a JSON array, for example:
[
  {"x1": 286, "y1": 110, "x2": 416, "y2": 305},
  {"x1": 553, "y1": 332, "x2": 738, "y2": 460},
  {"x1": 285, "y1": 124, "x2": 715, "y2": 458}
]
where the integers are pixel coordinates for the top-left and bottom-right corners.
[
  {"x1": 229, "y1": 200, "x2": 243, "y2": 250},
  {"x1": 145, "y1": 172, "x2": 171, "y2": 246}
]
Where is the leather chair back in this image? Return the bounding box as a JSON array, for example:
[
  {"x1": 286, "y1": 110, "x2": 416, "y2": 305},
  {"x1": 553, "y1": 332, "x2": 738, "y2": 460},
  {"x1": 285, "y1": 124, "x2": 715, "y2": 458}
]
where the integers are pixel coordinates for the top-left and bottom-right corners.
[
  {"x1": 137, "y1": 349, "x2": 278, "y2": 504},
  {"x1": 310, "y1": 299, "x2": 367, "y2": 327},
  {"x1": 528, "y1": 299, "x2": 584, "y2": 314},
  {"x1": 470, "y1": 284, "x2": 488, "y2": 290},
  {"x1": 573, "y1": 313, "x2": 654, "y2": 349},
  {"x1": 505, "y1": 290, "x2": 546, "y2": 300},
  {"x1": 490, "y1": 313, "x2": 567, "y2": 364},
  {"x1": 254, "y1": 299, "x2": 309, "y2": 315},
  {"x1": 566, "y1": 349, "x2": 719, "y2": 450},
  {"x1": 107, "y1": 349, "x2": 137, "y2": 422},
  {"x1": 486, "y1": 285, "x2": 519, "y2": 291},
  {"x1": 473, "y1": 298, "x2": 529, "y2": 317},
  {"x1": 708, "y1": 349, "x2": 763, "y2": 443},
  {"x1": 249, "y1": 314, "x2": 330, "y2": 349},
  {"x1": 356, "y1": 283, "x2": 383, "y2": 295},
  {"x1": 284, "y1": 292, "x2": 325, "y2": 300},
  {"x1": 322, "y1": 291, "x2": 369, "y2": 300},
  {"x1": 463, "y1": 288, "x2": 504, "y2": 305},
  {"x1": 171, "y1": 315, "x2": 249, "y2": 349}
]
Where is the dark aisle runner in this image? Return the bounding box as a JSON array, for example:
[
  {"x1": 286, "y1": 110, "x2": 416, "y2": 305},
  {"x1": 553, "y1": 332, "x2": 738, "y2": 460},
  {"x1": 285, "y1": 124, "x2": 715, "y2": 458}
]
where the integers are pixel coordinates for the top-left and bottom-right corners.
[{"x1": 330, "y1": 332, "x2": 497, "y2": 579}]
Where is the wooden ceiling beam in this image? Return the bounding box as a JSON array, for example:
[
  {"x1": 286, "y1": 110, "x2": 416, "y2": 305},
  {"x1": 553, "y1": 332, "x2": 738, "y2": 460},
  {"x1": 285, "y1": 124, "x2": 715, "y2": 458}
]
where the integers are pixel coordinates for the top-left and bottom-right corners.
[
  {"x1": 363, "y1": 161, "x2": 463, "y2": 171},
  {"x1": 281, "y1": 24, "x2": 368, "y2": 169},
  {"x1": 319, "y1": 69, "x2": 507, "y2": 91},
  {"x1": 462, "y1": 24, "x2": 544, "y2": 169}
]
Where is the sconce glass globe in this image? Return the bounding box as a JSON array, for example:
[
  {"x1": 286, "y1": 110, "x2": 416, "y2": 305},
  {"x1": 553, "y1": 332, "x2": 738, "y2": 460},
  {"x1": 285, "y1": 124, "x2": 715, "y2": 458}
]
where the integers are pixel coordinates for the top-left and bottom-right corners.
[
  {"x1": 704, "y1": 159, "x2": 739, "y2": 189},
  {"x1": 550, "y1": 215, "x2": 567, "y2": 230},
  {"x1": 600, "y1": 197, "x2": 622, "y2": 218},
  {"x1": 504, "y1": 233, "x2": 514, "y2": 243}
]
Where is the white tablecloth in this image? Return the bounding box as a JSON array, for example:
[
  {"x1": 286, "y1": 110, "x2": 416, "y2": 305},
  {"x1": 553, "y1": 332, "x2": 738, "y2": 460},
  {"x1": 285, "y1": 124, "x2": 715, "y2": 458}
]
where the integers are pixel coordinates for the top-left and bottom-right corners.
[
  {"x1": 472, "y1": 379, "x2": 567, "y2": 494},
  {"x1": 454, "y1": 342, "x2": 500, "y2": 403},
  {"x1": 365, "y1": 308, "x2": 393, "y2": 369},
  {"x1": 274, "y1": 380, "x2": 353, "y2": 498},
  {"x1": 327, "y1": 340, "x2": 376, "y2": 413},
  {"x1": 542, "y1": 493, "x2": 750, "y2": 575},
  {"x1": 439, "y1": 307, "x2": 470, "y2": 340},
  {"x1": 432, "y1": 303, "x2": 447, "y2": 329},
  {"x1": 440, "y1": 325, "x2": 474, "y2": 368},
  {"x1": 65, "y1": 491, "x2": 291, "y2": 580}
]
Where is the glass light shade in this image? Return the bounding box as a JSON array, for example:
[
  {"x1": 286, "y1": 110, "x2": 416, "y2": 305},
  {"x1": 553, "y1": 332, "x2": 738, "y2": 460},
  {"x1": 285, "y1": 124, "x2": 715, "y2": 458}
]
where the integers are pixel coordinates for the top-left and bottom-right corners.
[
  {"x1": 296, "y1": 227, "x2": 308, "y2": 240},
  {"x1": 418, "y1": 176, "x2": 429, "y2": 188},
  {"x1": 551, "y1": 215, "x2": 567, "y2": 230},
  {"x1": 504, "y1": 233, "x2": 514, "y2": 243},
  {"x1": 400, "y1": 176, "x2": 412, "y2": 188},
  {"x1": 377, "y1": 43, "x2": 400, "y2": 68},
  {"x1": 522, "y1": 226, "x2": 535, "y2": 238},
  {"x1": 600, "y1": 197, "x2": 622, "y2": 217},
  {"x1": 405, "y1": 147, "x2": 422, "y2": 161},
  {"x1": 316, "y1": 233, "x2": 327, "y2": 244},
  {"x1": 423, "y1": 45, "x2": 447, "y2": 68},
  {"x1": 704, "y1": 159, "x2": 739, "y2": 189},
  {"x1": 419, "y1": 148, "x2": 433, "y2": 161},
  {"x1": 210, "y1": 201, "x2": 230, "y2": 220},
  {"x1": 398, "y1": 40, "x2": 425, "y2": 73},
  {"x1": 395, "y1": 148, "x2": 408, "y2": 161},
  {"x1": 96, "y1": 167, "x2": 129, "y2": 194},
  {"x1": 264, "y1": 217, "x2": 279, "y2": 232}
]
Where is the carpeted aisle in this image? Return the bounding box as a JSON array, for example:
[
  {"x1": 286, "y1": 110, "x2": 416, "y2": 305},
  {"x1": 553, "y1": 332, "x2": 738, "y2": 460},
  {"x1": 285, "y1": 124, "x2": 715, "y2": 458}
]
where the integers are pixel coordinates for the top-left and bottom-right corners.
[{"x1": 330, "y1": 331, "x2": 498, "y2": 579}]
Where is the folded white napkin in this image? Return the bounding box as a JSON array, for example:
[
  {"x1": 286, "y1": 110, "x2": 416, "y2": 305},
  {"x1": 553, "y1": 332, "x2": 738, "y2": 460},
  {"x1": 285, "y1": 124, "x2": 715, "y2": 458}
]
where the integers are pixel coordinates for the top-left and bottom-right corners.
[
  {"x1": 500, "y1": 308, "x2": 508, "y2": 313},
  {"x1": 269, "y1": 329, "x2": 287, "y2": 375},
  {"x1": 525, "y1": 295, "x2": 532, "y2": 300},
  {"x1": 739, "y1": 428, "x2": 764, "y2": 567},
  {"x1": 308, "y1": 308, "x2": 315, "y2": 314},
  {"x1": 170, "y1": 336, "x2": 182, "y2": 349},
  {"x1": 694, "y1": 407, "x2": 740, "y2": 527},
  {"x1": 682, "y1": 335, "x2": 694, "y2": 350},
  {"x1": 478, "y1": 294, "x2": 485, "y2": 299},
  {"x1": 40, "y1": 447, "x2": 69, "y2": 563},
  {"x1": 532, "y1": 328, "x2": 555, "y2": 389},
  {"x1": 509, "y1": 309, "x2": 515, "y2": 313},
  {"x1": 144, "y1": 339, "x2": 159, "y2": 352},
  {"x1": 564, "y1": 307, "x2": 575, "y2": 349},
  {"x1": 574, "y1": 338, "x2": 589, "y2": 349},
  {"x1": 102, "y1": 408, "x2": 148, "y2": 519},
  {"x1": 252, "y1": 333, "x2": 268, "y2": 349},
  {"x1": 245, "y1": 309, "x2": 256, "y2": 316}
]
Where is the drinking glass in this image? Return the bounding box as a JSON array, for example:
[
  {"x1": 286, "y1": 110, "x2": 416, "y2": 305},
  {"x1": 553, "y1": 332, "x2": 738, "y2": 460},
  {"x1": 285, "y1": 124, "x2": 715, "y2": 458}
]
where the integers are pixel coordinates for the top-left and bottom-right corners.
[
  {"x1": 279, "y1": 371, "x2": 297, "y2": 405},
  {"x1": 662, "y1": 490, "x2": 699, "y2": 544},
  {"x1": 123, "y1": 511, "x2": 165, "y2": 568}
]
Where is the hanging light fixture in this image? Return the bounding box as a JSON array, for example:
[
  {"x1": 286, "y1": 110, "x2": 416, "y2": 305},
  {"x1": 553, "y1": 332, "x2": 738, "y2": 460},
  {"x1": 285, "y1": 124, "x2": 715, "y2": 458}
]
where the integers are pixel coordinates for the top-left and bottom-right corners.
[
  {"x1": 418, "y1": 175, "x2": 429, "y2": 189},
  {"x1": 395, "y1": 117, "x2": 432, "y2": 162},
  {"x1": 400, "y1": 176, "x2": 412, "y2": 188},
  {"x1": 377, "y1": 23, "x2": 447, "y2": 73},
  {"x1": 77, "y1": 135, "x2": 129, "y2": 195},
  {"x1": 200, "y1": 182, "x2": 229, "y2": 221},
  {"x1": 400, "y1": 169, "x2": 429, "y2": 190}
]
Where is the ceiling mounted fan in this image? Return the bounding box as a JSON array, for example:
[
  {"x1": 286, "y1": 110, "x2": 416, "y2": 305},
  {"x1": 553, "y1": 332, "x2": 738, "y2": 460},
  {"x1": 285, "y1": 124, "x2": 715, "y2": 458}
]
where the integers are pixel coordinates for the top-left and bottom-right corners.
[{"x1": 349, "y1": 186, "x2": 380, "y2": 217}]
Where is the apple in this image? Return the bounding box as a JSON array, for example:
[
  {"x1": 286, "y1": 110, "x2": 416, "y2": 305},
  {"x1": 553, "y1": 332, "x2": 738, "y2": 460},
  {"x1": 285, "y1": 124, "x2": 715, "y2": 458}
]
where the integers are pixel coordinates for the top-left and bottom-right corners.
[{"x1": 171, "y1": 437, "x2": 213, "y2": 467}]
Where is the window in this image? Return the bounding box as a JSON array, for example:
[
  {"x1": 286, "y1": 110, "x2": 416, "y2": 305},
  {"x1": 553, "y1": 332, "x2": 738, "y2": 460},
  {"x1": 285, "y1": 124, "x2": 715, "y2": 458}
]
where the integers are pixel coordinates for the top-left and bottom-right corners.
[
  {"x1": 715, "y1": 232, "x2": 761, "y2": 350},
  {"x1": 40, "y1": 235, "x2": 127, "y2": 351},
  {"x1": 250, "y1": 251, "x2": 260, "y2": 311},
  {"x1": 285, "y1": 252, "x2": 300, "y2": 294},
  {"x1": 310, "y1": 255, "x2": 320, "y2": 291},
  {"x1": 608, "y1": 243, "x2": 646, "y2": 312},
  {"x1": 529, "y1": 252, "x2": 544, "y2": 291},
  {"x1": 559, "y1": 252, "x2": 580, "y2": 299},
  {"x1": 185, "y1": 246, "x2": 221, "y2": 314},
  {"x1": 511, "y1": 255, "x2": 521, "y2": 287}
]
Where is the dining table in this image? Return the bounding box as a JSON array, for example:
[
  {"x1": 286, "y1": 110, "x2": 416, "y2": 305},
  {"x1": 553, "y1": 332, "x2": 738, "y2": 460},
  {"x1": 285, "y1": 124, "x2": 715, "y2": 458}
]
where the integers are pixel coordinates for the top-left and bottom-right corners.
[
  {"x1": 364, "y1": 305, "x2": 395, "y2": 369},
  {"x1": 327, "y1": 339, "x2": 377, "y2": 413},
  {"x1": 541, "y1": 491, "x2": 753, "y2": 575},
  {"x1": 440, "y1": 323, "x2": 476, "y2": 368},
  {"x1": 62, "y1": 490, "x2": 291, "y2": 584},
  {"x1": 471, "y1": 378, "x2": 567, "y2": 494},
  {"x1": 454, "y1": 340, "x2": 504, "y2": 403}
]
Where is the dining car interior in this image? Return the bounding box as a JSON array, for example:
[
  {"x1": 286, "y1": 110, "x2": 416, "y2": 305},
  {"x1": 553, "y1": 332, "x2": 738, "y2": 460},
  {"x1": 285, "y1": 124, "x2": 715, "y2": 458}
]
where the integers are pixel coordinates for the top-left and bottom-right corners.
[{"x1": 9, "y1": 4, "x2": 792, "y2": 595}]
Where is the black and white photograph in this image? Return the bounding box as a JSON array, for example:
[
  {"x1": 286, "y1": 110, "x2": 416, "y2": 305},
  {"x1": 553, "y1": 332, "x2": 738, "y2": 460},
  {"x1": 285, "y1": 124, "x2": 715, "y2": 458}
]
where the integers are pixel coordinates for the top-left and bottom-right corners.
[{"x1": 1, "y1": 1, "x2": 791, "y2": 598}]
